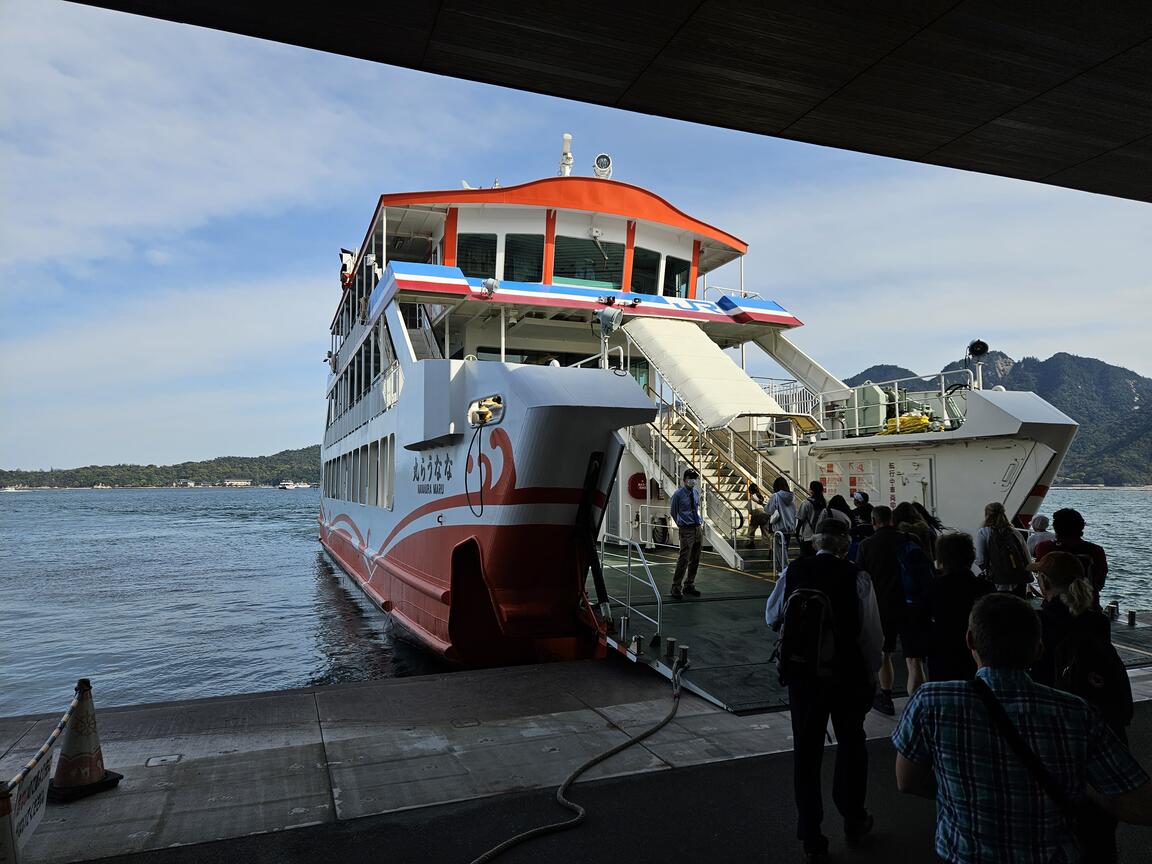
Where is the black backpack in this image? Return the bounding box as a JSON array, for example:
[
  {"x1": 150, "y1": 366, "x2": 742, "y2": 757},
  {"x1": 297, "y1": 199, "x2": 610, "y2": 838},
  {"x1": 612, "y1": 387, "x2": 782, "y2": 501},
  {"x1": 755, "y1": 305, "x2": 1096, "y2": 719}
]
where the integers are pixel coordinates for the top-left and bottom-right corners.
[
  {"x1": 1053, "y1": 619, "x2": 1134, "y2": 729},
  {"x1": 896, "y1": 538, "x2": 934, "y2": 608},
  {"x1": 773, "y1": 587, "x2": 836, "y2": 685},
  {"x1": 987, "y1": 527, "x2": 1029, "y2": 586}
]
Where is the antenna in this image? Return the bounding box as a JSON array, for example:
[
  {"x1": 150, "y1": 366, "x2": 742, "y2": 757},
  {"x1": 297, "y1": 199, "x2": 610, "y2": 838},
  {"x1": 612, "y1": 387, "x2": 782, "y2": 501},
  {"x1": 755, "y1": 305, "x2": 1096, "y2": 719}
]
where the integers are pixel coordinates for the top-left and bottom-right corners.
[{"x1": 559, "y1": 133, "x2": 574, "y2": 177}]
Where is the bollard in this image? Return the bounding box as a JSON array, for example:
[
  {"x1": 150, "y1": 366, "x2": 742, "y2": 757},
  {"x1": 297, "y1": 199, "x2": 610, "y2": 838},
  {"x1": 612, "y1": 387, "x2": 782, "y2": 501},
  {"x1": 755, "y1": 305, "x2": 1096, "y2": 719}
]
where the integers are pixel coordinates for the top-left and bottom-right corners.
[
  {"x1": 1129, "y1": 610, "x2": 1137, "y2": 627},
  {"x1": 629, "y1": 634, "x2": 644, "y2": 657},
  {"x1": 678, "y1": 645, "x2": 690, "y2": 667},
  {"x1": 1106, "y1": 601, "x2": 1119, "y2": 621},
  {"x1": 664, "y1": 637, "x2": 678, "y2": 662}
]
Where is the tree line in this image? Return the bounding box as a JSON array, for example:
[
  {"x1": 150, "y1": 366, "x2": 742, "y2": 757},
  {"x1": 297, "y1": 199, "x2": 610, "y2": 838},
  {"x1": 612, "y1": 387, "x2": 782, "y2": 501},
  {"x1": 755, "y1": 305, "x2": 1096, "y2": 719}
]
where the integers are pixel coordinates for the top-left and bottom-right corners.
[{"x1": 1, "y1": 446, "x2": 321, "y2": 488}]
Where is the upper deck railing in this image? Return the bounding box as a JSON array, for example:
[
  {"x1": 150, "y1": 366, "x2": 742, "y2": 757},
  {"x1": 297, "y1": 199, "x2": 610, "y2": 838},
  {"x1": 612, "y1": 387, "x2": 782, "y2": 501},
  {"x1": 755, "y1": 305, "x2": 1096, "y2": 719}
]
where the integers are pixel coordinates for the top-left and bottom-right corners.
[{"x1": 753, "y1": 369, "x2": 976, "y2": 441}]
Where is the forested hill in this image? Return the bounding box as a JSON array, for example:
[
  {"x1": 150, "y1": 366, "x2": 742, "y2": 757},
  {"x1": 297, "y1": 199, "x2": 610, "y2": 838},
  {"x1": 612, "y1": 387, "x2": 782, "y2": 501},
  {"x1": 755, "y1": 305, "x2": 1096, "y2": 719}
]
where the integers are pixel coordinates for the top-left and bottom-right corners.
[
  {"x1": 1, "y1": 446, "x2": 321, "y2": 488},
  {"x1": 846, "y1": 352, "x2": 1152, "y2": 486}
]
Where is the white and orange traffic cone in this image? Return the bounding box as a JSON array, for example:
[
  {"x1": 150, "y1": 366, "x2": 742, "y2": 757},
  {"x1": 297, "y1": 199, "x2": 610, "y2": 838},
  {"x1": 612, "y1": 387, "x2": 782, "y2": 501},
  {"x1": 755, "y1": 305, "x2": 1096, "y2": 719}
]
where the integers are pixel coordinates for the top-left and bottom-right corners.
[{"x1": 47, "y1": 679, "x2": 122, "y2": 803}]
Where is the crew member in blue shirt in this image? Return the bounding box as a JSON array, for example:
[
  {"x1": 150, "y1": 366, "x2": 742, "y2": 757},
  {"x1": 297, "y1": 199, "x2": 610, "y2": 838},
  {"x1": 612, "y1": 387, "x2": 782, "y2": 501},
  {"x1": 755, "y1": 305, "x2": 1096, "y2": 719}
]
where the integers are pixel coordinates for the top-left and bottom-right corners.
[{"x1": 669, "y1": 469, "x2": 702, "y2": 599}]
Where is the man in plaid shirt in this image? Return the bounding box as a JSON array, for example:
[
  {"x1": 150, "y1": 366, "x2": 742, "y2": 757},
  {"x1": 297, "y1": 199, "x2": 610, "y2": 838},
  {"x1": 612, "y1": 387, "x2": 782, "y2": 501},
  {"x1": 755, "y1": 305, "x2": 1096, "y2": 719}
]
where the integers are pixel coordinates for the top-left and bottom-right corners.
[{"x1": 893, "y1": 593, "x2": 1152, "y2": 862}]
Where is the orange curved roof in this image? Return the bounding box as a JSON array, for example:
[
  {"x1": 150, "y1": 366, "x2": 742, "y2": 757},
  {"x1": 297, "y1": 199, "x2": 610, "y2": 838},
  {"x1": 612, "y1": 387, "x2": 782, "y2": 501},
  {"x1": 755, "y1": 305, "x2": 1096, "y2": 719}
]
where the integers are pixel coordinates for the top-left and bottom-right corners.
[{"x1": 377, "y1": 177, "x2": 747, "y2": 253}]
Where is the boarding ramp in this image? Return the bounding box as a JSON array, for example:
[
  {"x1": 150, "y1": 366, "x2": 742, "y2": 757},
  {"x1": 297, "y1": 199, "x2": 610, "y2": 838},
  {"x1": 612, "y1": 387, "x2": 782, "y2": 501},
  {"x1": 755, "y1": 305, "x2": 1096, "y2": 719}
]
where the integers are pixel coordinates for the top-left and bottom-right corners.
[
  {"x1": 598, "y1": 538, "x2": 1152, "y2": 713},
  {"x1": 597, "y1": 538, "x2": 787, "y2": 712},
  {"x1": 624, "y1": 318, "x2": 820, "y2": 432}
]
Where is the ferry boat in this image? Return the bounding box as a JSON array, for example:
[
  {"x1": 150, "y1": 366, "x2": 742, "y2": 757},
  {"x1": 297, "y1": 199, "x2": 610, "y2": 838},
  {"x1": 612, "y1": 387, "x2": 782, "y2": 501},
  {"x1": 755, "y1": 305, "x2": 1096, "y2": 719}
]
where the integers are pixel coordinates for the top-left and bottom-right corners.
[
  {"x1": 279, "y1": 481, "x2": 309, "y2": 489},
  {"x1": 318, "y1": 136, "x2": 1076, "y2": 667}
]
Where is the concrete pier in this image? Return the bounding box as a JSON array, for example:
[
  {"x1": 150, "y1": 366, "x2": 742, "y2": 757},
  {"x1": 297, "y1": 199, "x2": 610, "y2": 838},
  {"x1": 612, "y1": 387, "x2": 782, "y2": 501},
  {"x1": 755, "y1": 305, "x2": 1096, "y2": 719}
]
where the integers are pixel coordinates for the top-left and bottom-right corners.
[{"x1": 4, "y1": 660, "x2": 1152, "y2": 863}]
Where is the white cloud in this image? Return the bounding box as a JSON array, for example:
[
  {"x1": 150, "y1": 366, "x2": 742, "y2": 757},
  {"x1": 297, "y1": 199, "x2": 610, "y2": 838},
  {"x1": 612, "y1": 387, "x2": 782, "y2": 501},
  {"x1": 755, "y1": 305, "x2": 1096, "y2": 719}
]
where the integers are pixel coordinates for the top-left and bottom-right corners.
[
  {"x1": 0, "y1": 0, "x2": 516, "y2": 278},
  {"x1": 0, "y1": 274, "x2": 333, "y2": 467},
  {"x1": 1, "y1": 274, "x2": 330, "y2": 393},
  {"x1": 0, "y1": 384, "x2": 321, "y2": 469},
  {"x1": 712, "y1": 170, "x2": 1152, "y2": 378}
]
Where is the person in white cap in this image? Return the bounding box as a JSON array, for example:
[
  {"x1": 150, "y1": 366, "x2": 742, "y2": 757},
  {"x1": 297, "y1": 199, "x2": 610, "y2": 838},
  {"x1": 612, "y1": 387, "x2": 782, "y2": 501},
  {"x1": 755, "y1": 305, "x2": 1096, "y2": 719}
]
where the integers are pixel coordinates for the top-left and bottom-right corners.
[{"x1": 1027, "y1": 514, "x2": 1055, "y2": 557}]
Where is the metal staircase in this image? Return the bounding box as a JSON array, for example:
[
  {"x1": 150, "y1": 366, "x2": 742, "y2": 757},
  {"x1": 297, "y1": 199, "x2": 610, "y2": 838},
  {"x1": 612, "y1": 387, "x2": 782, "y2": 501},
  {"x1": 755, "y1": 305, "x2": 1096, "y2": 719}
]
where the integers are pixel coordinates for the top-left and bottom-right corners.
[
  {"x1": 403, "y1": 303, "x2": 443, "y2": 360},
  {"x1": 620, "y1": 341, "x2": 807, "y2": 571}
]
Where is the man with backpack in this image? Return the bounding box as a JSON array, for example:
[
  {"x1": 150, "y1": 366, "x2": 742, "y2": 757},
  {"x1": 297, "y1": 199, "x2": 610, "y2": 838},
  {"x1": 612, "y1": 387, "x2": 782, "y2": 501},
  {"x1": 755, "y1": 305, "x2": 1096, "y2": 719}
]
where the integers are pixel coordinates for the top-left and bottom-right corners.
[
  {"x1": 1033, "y1": 508, "x2": 1109, "y2": 607},
  {"x1": 857, "y1": 505, "x2": 929, "y2": 715},
  {"x1": 765, "y1": 518, "x2": 884, "y2": 862}
]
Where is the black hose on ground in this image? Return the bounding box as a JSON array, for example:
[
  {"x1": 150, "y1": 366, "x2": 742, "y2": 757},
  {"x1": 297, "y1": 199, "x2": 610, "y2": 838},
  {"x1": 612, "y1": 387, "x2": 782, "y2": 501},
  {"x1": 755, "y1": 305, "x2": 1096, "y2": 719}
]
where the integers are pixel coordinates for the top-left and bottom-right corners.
[{"x1": 466, "y1": 661, "x2": 685, "y2": 864}]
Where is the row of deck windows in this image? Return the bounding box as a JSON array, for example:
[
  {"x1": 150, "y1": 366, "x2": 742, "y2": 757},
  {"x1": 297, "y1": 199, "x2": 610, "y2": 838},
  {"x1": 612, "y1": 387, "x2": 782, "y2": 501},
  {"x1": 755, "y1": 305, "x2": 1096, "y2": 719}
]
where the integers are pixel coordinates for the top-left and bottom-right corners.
[
  {"x1": 455, "y1": 233, "x2": 691, "y2": 297},
  {"x1": 323, "y1": 434, "x2": 395, "y2": 508},
  {"x1": 333, "y1": 219, "x2": 699, "y2": 349},
  {"x1": 328, "y1": 318, "x2": 398, "y2": 426}
]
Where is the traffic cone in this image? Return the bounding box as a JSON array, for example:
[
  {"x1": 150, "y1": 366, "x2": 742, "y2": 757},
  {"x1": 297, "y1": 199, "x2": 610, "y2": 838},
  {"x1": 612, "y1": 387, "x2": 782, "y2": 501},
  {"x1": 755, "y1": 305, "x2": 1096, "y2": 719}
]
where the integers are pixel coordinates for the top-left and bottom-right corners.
[{"x1": 47, "y1": 679, "x2": 122, "y2": 803}]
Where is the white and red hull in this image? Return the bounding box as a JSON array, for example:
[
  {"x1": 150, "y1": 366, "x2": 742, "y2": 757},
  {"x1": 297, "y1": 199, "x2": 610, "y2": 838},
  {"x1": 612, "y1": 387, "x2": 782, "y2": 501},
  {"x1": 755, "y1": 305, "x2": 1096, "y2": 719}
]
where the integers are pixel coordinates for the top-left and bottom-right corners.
[{"x1": 319, "y1": 358, "x2": 655, "y2": 664}]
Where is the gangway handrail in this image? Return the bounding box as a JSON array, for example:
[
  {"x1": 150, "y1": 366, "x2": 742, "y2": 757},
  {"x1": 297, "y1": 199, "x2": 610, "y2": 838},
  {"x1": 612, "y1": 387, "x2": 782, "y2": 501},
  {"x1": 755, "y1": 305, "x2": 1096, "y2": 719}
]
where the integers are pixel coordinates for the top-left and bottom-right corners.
[
  {"x1": 646, "y1": 385, "x2": 757, "y2": 494},
  {"x1": 600, "y1": 533, "x2": 662, "y2": 637},
  {"x1": 622, "y1": 326, "x2": 805, "y2": 497},
  {"x1": 633, "y1": 407, "x2": 746, "y2": 535},
  {"x1": 771, "y1": 530, "x2": 789, "y2": 580},
  {"x1": 646, "y1": 382, "x2": 807, "y2": 509}
]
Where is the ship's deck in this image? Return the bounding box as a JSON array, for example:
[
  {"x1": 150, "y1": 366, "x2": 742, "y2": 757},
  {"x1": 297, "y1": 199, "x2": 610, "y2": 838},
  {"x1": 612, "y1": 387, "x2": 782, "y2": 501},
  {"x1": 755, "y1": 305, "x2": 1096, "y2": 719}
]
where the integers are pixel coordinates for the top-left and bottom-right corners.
[{"x1": 600, "y1": 544, "x2": 1152, "y2": 713}]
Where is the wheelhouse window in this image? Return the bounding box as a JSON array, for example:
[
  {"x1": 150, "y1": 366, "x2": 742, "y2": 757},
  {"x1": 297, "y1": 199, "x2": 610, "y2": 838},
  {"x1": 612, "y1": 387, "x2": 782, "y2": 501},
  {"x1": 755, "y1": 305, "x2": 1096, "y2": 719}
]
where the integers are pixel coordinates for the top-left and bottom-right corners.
[
  {"x1": 553, "y1": 236, "x2": 624, "y2": 289},
  {"x1": 631, "y1": 247, "x2": 660, "y2": 295},
  {"x1": 664, "y1": 255, "x2": 691, "y2": 297},
  {"x1": 457, "y1": 233, "x2": 497, "y2": 279},
  {"x1": 504, "y1": 234, "x2": 545, "y2": 282}
]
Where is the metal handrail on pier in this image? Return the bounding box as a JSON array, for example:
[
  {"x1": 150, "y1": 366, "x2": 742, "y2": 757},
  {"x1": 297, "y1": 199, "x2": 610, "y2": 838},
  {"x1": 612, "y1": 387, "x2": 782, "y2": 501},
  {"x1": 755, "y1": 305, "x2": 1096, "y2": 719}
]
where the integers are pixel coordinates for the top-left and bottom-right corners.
[
  {"x1": 771, "y1": 530, "x2": 790, "y2": 579},
  {"x1": 599, "y1": 534, "x2": 662, "y2": 640}
]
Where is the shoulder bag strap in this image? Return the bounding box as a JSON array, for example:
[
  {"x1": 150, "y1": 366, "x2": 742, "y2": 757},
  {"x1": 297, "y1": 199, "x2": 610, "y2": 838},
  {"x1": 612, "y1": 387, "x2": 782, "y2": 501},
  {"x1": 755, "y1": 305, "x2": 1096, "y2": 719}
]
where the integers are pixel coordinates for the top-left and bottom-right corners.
[{"x1": 969, "y1": 678, "x2": 1078, "y2": 822}]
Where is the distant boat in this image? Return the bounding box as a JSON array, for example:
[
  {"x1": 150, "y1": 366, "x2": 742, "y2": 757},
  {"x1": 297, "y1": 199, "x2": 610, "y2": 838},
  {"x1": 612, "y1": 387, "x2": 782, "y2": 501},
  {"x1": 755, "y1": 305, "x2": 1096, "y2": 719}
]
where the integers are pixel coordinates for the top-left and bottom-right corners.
[{"x1": 278, "y1": 481, "x2": 309, "y2": 489}]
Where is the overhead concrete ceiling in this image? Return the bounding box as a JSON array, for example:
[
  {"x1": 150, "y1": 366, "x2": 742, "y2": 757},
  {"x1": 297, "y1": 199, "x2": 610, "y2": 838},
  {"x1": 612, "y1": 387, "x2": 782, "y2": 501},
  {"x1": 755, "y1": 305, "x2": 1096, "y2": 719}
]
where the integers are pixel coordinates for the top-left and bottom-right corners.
[{"x1": 72, "y1": 1, "x2": 1152, "y2": 202}]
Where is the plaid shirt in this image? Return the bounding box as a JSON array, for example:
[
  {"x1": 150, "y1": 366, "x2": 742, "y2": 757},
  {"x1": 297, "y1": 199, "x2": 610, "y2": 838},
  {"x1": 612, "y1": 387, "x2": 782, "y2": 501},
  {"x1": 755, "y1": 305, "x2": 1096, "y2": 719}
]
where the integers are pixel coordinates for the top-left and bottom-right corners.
[{"x1": 893, "y1": 667, "x2": 1148, "y2": 864}]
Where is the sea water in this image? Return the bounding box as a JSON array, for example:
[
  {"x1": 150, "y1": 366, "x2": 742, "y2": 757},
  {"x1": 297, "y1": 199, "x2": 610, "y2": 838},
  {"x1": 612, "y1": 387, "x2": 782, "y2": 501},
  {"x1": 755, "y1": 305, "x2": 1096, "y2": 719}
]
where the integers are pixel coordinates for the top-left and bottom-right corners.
[{"x1": 0, "y1": 486, "x2": 1148, "y2": 716}]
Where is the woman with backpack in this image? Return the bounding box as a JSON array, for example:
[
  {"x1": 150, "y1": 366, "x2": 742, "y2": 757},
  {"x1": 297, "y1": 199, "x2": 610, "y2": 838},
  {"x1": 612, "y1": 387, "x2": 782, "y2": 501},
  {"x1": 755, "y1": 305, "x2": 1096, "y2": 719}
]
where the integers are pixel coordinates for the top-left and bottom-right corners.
[
  {"x1": 975, "y1": 501, "x2": 1032, "y2": 595},
  {"x1": 893, "y1": 501, "x2": 937, "y2": 563},
  {"x1": 1029, "y1": 551, "x2": 1133, "y2": 861},
  {"x1": 795, "y1": 480, "x2": 827, "y2": 557},
  {"x1": 746, "y1": 482, "x2": 769, "y2": 545},
  {"x1": 765, "y1": 476, "x2": 798, "y2": 562}
]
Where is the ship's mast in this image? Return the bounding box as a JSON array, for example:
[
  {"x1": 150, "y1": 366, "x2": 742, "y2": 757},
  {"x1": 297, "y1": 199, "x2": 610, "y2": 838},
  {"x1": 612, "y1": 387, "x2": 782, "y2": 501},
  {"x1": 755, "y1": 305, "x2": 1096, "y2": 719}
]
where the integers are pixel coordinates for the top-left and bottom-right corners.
[{"x1": 559, "y1": 133, "x2": 573, "y2": 177}]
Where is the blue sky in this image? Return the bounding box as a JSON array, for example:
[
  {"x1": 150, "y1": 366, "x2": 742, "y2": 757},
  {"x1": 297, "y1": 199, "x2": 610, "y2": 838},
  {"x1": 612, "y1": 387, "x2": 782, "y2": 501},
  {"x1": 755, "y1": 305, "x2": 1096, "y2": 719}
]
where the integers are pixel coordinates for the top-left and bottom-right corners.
[{"x1": 2, "y1": 1, "x2": 1150, "y2": 469}]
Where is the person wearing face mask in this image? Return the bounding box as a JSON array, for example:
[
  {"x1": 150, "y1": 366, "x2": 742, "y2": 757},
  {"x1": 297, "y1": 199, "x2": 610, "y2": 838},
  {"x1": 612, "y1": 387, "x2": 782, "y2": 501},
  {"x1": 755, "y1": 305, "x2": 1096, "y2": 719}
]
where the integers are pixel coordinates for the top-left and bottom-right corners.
[{"x1": 669, "y1": 469, "x2": 703, "y2": 599}]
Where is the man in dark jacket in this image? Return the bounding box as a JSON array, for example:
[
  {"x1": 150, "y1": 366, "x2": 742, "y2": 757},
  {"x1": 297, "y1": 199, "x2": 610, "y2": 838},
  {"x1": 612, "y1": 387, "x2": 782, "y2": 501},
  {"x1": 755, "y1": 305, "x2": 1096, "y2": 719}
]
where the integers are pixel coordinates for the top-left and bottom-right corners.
[
  {"x1": 1033, "y1": 507, "x2": 1108, "y2": 606},
  {"x1": 766, "y1": 519, "x2": 884, "y2": 862},
  {"x1": 857, "y1": 505, "x2": 927, "y2": 714}
]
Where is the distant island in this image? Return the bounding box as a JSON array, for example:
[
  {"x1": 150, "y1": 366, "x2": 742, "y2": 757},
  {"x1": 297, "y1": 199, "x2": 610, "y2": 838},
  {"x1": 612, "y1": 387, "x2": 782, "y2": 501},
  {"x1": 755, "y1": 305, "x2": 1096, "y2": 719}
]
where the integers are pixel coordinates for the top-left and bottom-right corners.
[
  {"x1": 846, "y1": 351, "x2": 1151, "y2": 487},
  {"x1": 0, "y1": 446, "x2": 320, "y2": 489}
]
